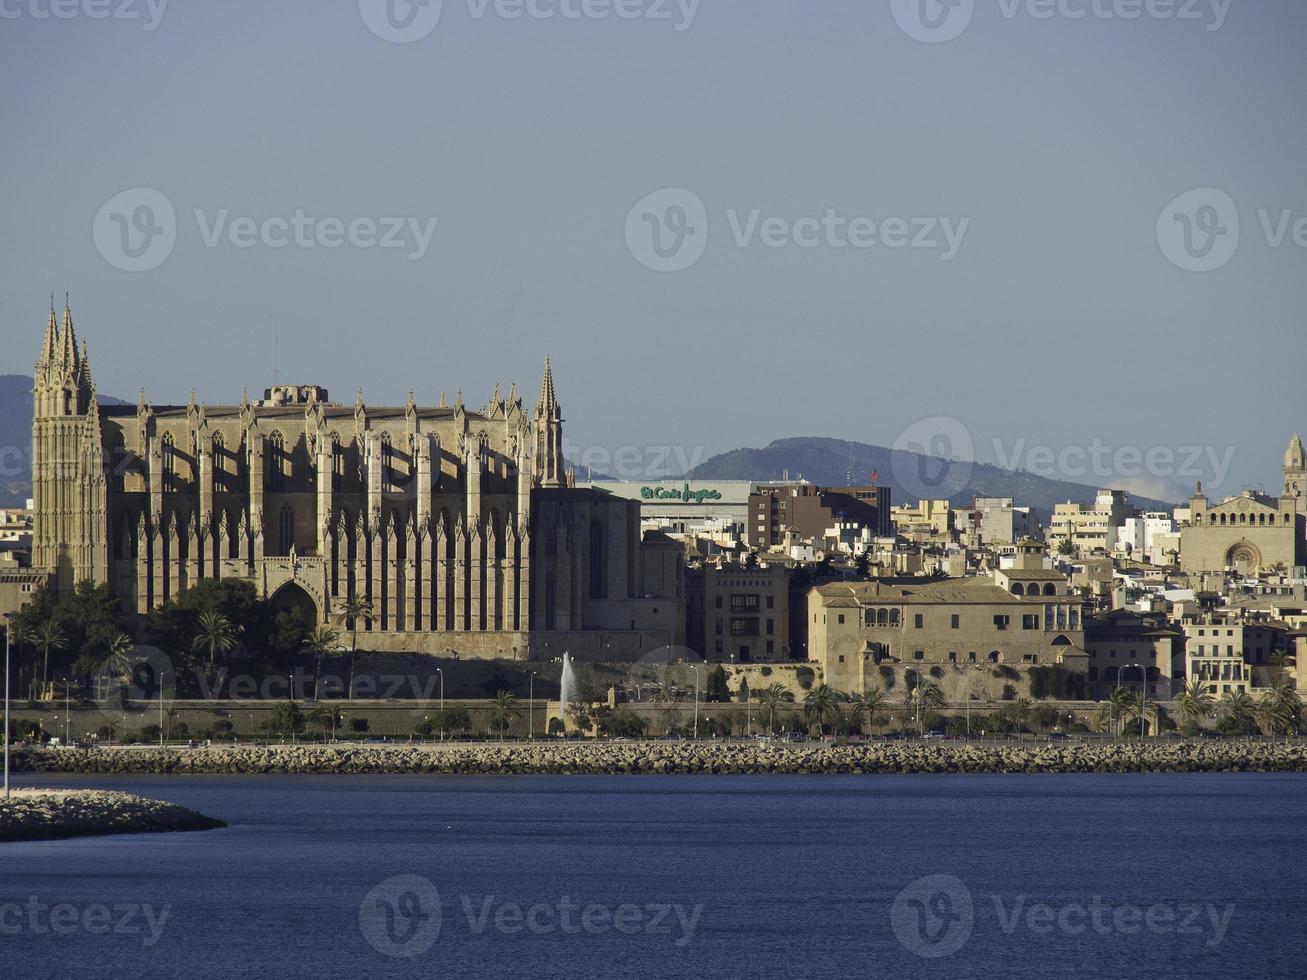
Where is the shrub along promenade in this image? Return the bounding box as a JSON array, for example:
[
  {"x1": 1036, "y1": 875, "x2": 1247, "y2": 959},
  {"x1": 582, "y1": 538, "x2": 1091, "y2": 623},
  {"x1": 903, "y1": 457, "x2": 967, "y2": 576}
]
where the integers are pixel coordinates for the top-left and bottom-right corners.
[
  {"x1": 0, "y1": 789, "x2": 227, "y2": 842},
  {"x1": 11, "y1": 738, "x2": 1307, "y2": 777}
]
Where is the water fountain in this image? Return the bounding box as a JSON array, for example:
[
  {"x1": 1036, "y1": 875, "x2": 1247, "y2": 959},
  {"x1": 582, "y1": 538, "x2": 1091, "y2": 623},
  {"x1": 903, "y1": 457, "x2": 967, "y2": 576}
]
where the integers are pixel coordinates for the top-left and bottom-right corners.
[{"x1": 559, "y1": 652, "x2": 577, "y2": 707}]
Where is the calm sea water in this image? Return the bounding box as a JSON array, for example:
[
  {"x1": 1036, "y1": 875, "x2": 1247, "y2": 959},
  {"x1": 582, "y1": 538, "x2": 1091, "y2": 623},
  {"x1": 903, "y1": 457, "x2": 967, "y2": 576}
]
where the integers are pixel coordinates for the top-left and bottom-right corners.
[{"x1": 3, "y1": 773, "x2": 1306, "y2": 979}]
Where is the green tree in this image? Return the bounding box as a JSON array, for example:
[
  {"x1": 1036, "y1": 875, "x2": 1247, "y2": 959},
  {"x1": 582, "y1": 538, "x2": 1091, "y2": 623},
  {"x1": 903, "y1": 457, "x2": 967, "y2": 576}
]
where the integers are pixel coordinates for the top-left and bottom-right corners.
[
  {"x1": 303, "y1": 624, "x2": 341, "y2": 698},
  {"x1": 438, "y1": 705, "x2": 473, "y2": 738},
  {"x1": 489, "y1": 690, "x2": 521, "y2": 741},
  {"x1": 705, "y1": 665, "x2": 731, "y2": 703},
  {"x1": 1256, "y1": 682, "x2": 1301, "y2": 737},
  {"x1": 192, "y1": 610, "x2": 239, "y2": 667},
  {"x1": 802, "y1": 683, "x2": 842, "y2": 735},
  {"x1": 307, "y1": 704, "x2": 342, "y2": 741},
  {"x1": 336, "y1": 594, "x2": 374, "y2": 652},
  {"x1": 262, "y1": 701, "x2": 305, "y2": 739},
  {"x1": 1216, "y1": 689, "x2": 1254, "y2": 730},
  {"x1": 757, "y1": 683, "x2": 795, "y2": 733},
  {"x1": 1173, "y1": 679, "x2": 1215, "y2": 730},
  {"x1": 1107, "y1": 685, "x2": 1139, "y2": 736},
  {"x1": 31, "y1": 617, "x2": 67, "y2": 696}
]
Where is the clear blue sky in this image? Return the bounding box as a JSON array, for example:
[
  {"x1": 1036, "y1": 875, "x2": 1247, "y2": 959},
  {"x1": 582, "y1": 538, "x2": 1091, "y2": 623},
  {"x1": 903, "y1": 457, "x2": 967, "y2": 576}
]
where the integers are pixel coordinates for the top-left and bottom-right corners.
[{"x1": 2, "y1": 0, "x2": 1303, "y2": 500}]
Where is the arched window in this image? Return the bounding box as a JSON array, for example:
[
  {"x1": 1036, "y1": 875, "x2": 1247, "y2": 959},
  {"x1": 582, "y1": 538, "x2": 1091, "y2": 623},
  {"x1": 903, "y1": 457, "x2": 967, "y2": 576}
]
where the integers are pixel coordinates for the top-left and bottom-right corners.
[
  {"x1": 889, "y1": 609, "x2": 900, "y2": 627},
  {"x1": 109, "y1": 432, "x2": 126, "y2": 493},
  {"x1": 211, "y1": 433, "x2": 225, "y2": 492},
  {"x1": 380, "y1": 434, "x2": 393, "y2": 493},
  {"x1": 1043, "y1": 583, "x2": 1057, "y2": 596},
  {"x1": 1011, "y1": 583, "x2": 1024, "y2": 596},
  {"x1": 589, "y1": 517, "x2": 607, "y2": 599},
  {"x1": 278, "y1": 504, "x2": 294, "y2": 556},
  {"x1": 331, "y1": 434, "x2": 343, "y2": 491},
  {"x1": 877, "y1": 608, "x2": 888, "y2": 626},
  {"x1": 267, "y1": 432, "x2": 286, "y2": 491},
  {"x1": 161, "y1": 433, "x2": 176, "y2": 491}
]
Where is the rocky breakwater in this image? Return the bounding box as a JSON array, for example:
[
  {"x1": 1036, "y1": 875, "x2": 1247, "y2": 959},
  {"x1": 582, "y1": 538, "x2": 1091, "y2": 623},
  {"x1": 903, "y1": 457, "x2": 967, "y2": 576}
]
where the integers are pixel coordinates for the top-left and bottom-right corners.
[
  {"x1": 12, "y1": 739, "x2": 1307, "y2": 776},
  {"x1": 0, "y1": 789, "x2": 227, "y2": 843}
]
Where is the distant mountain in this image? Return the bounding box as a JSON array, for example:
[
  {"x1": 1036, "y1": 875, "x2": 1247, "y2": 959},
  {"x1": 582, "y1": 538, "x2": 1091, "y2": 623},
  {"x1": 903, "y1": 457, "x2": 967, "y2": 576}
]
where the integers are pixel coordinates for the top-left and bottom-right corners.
[
  {"x1": 0, "y1": 375, "x2": 128, "y2": 507},
  {"x1": 687, "y1": 437, "x2": 1174, "y2": 517}
]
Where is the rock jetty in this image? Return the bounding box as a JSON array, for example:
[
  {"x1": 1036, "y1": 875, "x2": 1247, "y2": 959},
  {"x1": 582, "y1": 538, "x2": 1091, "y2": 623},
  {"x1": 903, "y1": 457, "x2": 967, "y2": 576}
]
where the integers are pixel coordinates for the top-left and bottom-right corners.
[
  {"x1": 11, "y1": 739, "x2": 1307, "y2": 777},
  {"x1": 0, "y1": 789, "x2": 227, "y2": 843}
]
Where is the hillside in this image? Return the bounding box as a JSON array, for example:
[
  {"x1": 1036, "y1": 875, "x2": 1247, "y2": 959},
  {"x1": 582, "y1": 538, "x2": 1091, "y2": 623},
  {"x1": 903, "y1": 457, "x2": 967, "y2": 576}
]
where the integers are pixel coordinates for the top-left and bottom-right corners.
[
  {"x1": 687, "y1": 436, "x2": 1173, "y2": 515},
  {"x1": 0, "y1": 375, "x2": 128, "y2": 507}
]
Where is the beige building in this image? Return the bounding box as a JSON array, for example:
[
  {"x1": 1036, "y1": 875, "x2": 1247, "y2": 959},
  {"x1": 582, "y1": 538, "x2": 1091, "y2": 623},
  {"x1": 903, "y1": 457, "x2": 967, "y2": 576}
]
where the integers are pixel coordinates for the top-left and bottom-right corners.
[
  {"x1": 808, "y1": 566, "x2": 1087, "y2": 695},
  {"x1": 1047, "y1": 490, "x2": 1132, "y2": 556},
  {"x1": 1083, "y1": 610, "x2": 1183, "y2": 700},
  {"x1": 686, "y1": 561, "x2": 791, "y2": 662},
  {"x1": 29, "y1": 303, "x2": 676, "y2": 660},
  {"x1": 891, "y1": 499, "x2": 952, "y2": 542},
  {"x1": 1179, "y1": 439, "x2": 1306, "y2": 574}
]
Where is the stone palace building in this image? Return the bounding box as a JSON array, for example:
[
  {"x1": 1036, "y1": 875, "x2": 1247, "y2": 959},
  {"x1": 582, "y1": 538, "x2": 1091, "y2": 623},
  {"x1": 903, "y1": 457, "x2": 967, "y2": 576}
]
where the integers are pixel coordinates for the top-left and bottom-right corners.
[{"x1": 30, "y1": 304, "x2": 681, "y2": 660}]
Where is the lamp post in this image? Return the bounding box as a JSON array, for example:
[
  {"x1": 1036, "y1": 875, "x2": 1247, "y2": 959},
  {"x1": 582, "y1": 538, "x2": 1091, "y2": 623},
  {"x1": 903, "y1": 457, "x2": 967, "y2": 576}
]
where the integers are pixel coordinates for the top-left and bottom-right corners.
[
  {"x1": 64, "y1": 678, "x2": 70, "y2": 746},
  {"x1": 529, "y1": 672, "x2": 537, "y2": 740},
  {"x1": 4, "y1": 613, "x2": 11, "y2": 800},
  {"x1": 1121, "y1": 663, "x2": 1147, "y2": 737},
  {"x1": 688, "y1": 665, "x2": 700, "y2": 741},
  {"x1": 905, "y1": 666, "x2": 922, "y2": 736},
  {"x1": 436, "y1": 668, "x2": 444, "y2": 742}
]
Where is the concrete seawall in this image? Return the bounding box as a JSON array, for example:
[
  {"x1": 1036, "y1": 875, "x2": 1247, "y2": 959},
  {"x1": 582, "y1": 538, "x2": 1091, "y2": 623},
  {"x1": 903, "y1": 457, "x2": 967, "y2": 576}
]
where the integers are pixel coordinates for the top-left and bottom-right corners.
[
  {"x1": 0, "y1": 790, "x2": 227, "y2": 843},
  {"x1": 12, "y1": 740, "x2": 1307, "y2": 776}
]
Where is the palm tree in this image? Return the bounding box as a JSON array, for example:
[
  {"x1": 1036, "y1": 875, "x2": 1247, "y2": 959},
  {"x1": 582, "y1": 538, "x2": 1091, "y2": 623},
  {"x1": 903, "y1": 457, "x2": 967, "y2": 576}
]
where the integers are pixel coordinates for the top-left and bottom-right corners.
[
  {"x1": 1269, "y1": 652, "x2": 1294, "y2": 686},
  {"x1": 1256, "y1": 682, "x2": 1301, "y2": 738},
  {"x1": 336, "y1": 594, "x2": 374, "y2": 652},
  {"x1": 859, "y1": 687, "x2": 891, "y2": 732},
  {"x1": 756, "y1": 683, "x2": 795, "y2": 734},
  {"x1": 489, "y1": 690, "x2": 521, "y2": 741},
  {"x1": 1107, "y1": 685, "x2": 1139, "y2": 737},
  {"x1": 303, "y1": 625, "x2": 340, "y2": 700},
  {"x1": 648, "y1": 682, "x2": 681, "y2": 704},
  {"x1": 192, "y1": 610, "x2": 239, "y2": 666},
  {"x1": 96, "y1": 632, "x2": 137, "y2": 733},
  {"x1": 32, "y1": 617, "x2": 67, "y2": 697},
  {"x1": 1173, "y1": 679, "x2": 1214, "y2": 731},
  {"x1": 802, "y1": 684, "x2": 841, "y2": 735},
  {"x1": 1217, "y1": 689, "x2": 1254, "y2": 731},
  {"x1": 307, "y1": 704, "x2": 342, "y2": 741}
]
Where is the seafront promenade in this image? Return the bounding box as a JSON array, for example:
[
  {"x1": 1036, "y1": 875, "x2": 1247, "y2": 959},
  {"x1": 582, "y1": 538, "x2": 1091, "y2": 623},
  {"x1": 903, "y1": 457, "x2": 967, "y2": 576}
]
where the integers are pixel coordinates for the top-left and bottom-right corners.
[{"x1": 11, "y1": 738, "x2": 1307, "y2": 777}]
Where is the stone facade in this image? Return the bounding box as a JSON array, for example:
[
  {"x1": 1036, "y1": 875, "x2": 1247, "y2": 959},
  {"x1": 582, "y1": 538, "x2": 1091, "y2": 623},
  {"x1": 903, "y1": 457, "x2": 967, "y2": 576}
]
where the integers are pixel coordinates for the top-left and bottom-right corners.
[
  {"x1": 29, "y1": 304, "x2": 675, "y2": 660},
  {"x1": 1179, "y1": 438, "x2": 1306, "y2": 574}
]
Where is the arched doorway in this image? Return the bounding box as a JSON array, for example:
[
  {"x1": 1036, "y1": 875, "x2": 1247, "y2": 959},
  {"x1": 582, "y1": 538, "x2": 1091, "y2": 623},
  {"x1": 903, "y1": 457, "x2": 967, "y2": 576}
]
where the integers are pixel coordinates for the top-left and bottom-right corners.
[{"x1": 270, "y1": 582, "x2": 319, "y2": 627}]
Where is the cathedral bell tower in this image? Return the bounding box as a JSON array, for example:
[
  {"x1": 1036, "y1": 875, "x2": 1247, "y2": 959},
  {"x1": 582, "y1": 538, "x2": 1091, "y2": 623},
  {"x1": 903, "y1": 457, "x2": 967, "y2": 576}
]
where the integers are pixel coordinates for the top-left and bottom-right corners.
[
  {"x1": 1284, "y1": 433, "x2": 1305, "y2": 500},
  {"x1": 532, "y1": 356, "x2": 566, "y2": 488},
  {"x1": 32, "y1": 299, "x2": 103, "y2": 590}
]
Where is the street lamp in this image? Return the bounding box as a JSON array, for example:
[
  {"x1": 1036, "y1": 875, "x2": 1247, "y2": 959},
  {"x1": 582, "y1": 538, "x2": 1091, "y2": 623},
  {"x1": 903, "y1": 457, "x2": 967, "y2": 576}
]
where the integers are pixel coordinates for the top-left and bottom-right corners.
[
  {"x1": 529, "y1": 671, "x2": 537, "y2": 740},
  {"x1": 688, "y1": 665, "x2": 700, "y2": 740},
  {"x1": 63, "y1": 678, "x2": 70, "y2": 746},
  {"x1": 4, "y1": 613, "x2": 12, "y2": 800},
  {"x1": 905, "y1": 666, "x2": 923, "y2": 736},
  {"x1": 1121, "y1": 663, "x2": 1147, "y2": 737},
  {"x1": 436, "y1": 668, "x2": 444, "y2": 741}
]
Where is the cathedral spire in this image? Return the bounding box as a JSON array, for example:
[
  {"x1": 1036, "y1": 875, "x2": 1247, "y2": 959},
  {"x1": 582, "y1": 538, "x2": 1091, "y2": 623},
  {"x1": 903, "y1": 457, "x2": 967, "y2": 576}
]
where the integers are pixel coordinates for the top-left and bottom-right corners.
[
  {"x1": 536, "y1": 355, "x2": 559, "y2": 420},
  {"x1": 58, "y1": 299, "x2": 78, "y2": 372},
  {"x1": 39, "y1": 298, "x2": 58, "y2": 367}
]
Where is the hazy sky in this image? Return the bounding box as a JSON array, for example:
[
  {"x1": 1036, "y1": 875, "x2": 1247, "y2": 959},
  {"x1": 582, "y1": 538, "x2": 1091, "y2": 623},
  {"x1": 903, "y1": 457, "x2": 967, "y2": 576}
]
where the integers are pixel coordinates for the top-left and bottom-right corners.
[{"x1": 2, "y1": 0, "x2": 1304, "y2": 501}]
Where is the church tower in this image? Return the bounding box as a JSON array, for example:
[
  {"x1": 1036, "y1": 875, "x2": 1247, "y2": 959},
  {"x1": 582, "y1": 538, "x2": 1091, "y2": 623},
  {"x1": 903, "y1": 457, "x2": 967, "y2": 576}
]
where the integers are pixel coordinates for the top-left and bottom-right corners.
[
  {"x1": 1284, "y1": 433, "x2": 1305, "y2": 500},
  {"x1": 533, "y1": 357, "x2": 566, "y2": 488},
  {"x1": 32, "y1": 300, "x2": 103, "y2": 590}
]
